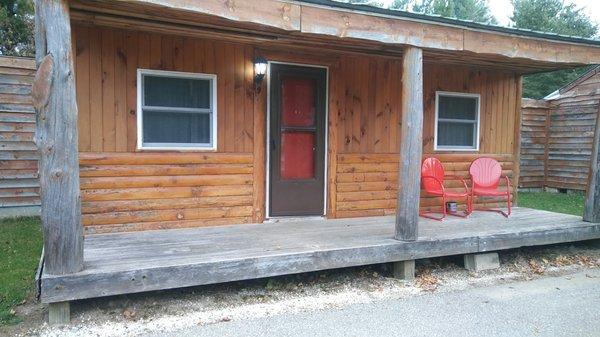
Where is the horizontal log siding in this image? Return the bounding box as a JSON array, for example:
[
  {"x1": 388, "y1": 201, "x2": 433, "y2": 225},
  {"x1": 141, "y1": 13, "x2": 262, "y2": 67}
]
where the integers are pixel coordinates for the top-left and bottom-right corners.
[
  {"x1": 335, "y1": 153, "x2": 515, "y2": 217},
  {"x1": 519, "y1": 99, "x2": 549, "y2": 188},
  {"x1": 0, "y1": 56, "x2": 40, "y2": 209},
  {"x1": 80, "y1": 152, "x2": 254, "y2": 233}
]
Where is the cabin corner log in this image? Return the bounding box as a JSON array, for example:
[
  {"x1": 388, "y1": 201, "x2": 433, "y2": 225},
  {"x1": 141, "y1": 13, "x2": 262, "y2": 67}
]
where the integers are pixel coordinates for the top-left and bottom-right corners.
[
  {"x1": 34, "y1": 0, "x2": 84, "y2": 275},
  {"x1": 584, "y1": 103, "x2": 600, "y2": 223},
  {"x1": 395, "y1": 46, "x2": 423, "y2": 241}
]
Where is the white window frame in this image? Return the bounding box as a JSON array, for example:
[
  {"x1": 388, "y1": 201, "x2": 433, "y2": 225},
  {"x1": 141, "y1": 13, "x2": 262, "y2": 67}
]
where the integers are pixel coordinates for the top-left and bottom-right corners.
[
  {"x1": 434, "y1": 91, "x2": 481, "y2": 152},
  {"x1": 136, "y1": 68, "x2": 218, "y2": 151}
]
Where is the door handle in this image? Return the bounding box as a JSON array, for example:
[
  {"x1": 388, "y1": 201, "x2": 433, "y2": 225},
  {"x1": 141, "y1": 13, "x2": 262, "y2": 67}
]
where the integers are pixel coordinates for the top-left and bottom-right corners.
[{"x1": 271, "y1": 138, "x2": 276, "y2": 151}]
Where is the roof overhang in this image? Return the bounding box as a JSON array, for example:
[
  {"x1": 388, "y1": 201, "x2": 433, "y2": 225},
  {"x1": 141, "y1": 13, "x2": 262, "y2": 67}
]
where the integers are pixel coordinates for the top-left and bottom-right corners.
[{"x1": 69, "y1": 0, "x2": 600, "y2": 73}]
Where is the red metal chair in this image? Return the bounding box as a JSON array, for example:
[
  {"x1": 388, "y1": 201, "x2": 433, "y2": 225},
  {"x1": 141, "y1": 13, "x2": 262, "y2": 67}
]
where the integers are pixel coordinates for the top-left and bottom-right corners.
[
  {"x1": 420, "y1": 157, "x2": 470, "y2": 221},
  {"x1": 469, "y1": 157, "x2": 511, "y2": 217}
]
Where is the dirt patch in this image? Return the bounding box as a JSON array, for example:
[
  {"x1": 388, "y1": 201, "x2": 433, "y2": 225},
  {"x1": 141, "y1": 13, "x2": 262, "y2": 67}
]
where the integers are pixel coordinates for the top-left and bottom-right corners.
[{"x1": 3, "y1": 240, "x2": 599, "y2": 337}]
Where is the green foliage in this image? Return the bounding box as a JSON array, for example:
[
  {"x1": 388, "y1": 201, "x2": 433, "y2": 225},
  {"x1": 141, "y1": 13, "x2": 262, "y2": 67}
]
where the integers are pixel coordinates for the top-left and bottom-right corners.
[
  {"x1": 511, "y1": 0, "x2": 597, "y2": 38},
  {"x1": 0, "y1": 0, "x2": 34, "y2": 57},
  {"x1": 411, "y1": 0, "x2": 497, "y2": 24},
  {"x1": 522, "y1": 66, "x2": 594, "y2": 99},
  {"x1": 512, "y1": 0, "x2": 598, "y2": 99},
  {"x1": 518, "y1": 191, "x2": 584, "y2": 216},
  {"x1": 343, "y1": 0, "x2": 497, "y2": 24},
  {"x1": 0, "y1": 217, "x2": 42, "y2": 325}
]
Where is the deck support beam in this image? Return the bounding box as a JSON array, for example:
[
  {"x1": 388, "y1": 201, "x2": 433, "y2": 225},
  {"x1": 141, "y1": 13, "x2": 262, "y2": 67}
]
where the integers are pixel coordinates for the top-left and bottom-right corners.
[
  {"x1": 34, "y1": 0, "x2": 83, "y2": 323},
  {"x1": 584, "y1": 104, "x2": 600, "y2": 223},
  {"x1": 395, "y1": 46, "x2": 423, "y2": 241}
]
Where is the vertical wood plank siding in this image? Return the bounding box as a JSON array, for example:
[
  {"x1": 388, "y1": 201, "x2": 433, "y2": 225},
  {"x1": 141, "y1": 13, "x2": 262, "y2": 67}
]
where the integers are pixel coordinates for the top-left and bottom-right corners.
[
  {"x1": 0, "y1": 56, "x2": 40, "y2": 210},
  {"x1": 73, "y1": 24, "x2": 521, "y2": 232},
  {"x1": 518, "y1": 69, "x2": 600, "y2": 191}
]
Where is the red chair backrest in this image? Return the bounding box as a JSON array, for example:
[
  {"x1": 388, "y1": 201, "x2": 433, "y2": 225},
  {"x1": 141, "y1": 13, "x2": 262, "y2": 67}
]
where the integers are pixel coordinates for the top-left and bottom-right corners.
[
  {"x1": 421, "y1": 157, "x2": 445, "y2": 192},
  {"x1": 470, "y1": 157, "x2": 502, "y2": 189}
]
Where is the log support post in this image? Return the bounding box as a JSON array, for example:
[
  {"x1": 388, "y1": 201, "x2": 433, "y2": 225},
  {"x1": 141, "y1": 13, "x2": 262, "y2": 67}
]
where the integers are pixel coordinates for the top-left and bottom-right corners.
[
  {"x1": 395, "y1": 46, "x2": 423, "y2": 241},
  {"x1": 584, "y1": 104, "x2": 600, "y2": 223},
  {"x1": 392, "y1": 260, "x2": 415, "y2": 280},
  {"x1": 35, "y1": 0, "x2": 83, "y2": 324}
]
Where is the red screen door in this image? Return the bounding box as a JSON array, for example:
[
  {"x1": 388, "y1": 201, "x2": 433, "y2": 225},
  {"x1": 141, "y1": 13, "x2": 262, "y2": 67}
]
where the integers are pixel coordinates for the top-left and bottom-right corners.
[{"x1": 269, "y1": 64, "x2": 326, "y2": 217}]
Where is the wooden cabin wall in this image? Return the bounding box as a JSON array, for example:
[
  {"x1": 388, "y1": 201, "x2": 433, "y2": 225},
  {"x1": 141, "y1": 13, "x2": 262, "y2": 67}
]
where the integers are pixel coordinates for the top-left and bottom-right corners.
[
  {"x1": 73, "y1": 24, "x2": 521, "y2": 232},
  {"x1": 519, "y1": 99, "x2": 549, "y2": 189},
  {"x1": 335, "y1": 64, "x2": 520, "y2": 217},
  {"x1": 0, "y1": 56, "x2": 40, "y2": 212},
  {"x1": 73, "y1": 24, "x2": 256, "y2": 233},
  {"x1": 545, "y1": 72, "x2": 600, "y2": 191}
]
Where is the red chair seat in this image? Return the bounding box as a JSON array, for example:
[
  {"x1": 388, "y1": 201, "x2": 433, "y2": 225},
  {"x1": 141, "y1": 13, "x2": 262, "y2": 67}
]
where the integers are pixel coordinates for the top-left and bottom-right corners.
[
  {"x1": 472, "y1": 187, "x2": 508, "y2": 197},
  {"x1": 426, "y1": 189, "x2": 469, "y2": 198}
]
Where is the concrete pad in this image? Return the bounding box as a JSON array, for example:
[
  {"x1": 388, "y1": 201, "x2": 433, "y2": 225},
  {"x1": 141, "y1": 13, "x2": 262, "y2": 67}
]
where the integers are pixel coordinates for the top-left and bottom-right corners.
[{"x1": 464, "y1": 253, "x2": 500, "y2": 271}]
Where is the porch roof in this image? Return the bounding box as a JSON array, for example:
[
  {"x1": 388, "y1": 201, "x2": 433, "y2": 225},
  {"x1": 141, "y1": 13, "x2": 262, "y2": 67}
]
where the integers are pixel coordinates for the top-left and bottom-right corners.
[{"x1": 69, "y1": 0, "x2": 600, "y2": 73}]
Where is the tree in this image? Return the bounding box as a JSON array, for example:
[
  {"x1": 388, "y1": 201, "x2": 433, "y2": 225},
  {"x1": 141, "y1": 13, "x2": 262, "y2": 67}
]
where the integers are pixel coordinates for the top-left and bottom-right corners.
[
  {"x1": 411, "y1": 0, "x2": 497, "y2": 24},
  {"x1": 512, "y1": 0, "x2": 598, "y2": 99},
  {"x1": 342, "y1": 0, "x2": 497, "y2": 24},
  {"x1": 0, "y1": 0, "x2": 34, "y2": 56}
]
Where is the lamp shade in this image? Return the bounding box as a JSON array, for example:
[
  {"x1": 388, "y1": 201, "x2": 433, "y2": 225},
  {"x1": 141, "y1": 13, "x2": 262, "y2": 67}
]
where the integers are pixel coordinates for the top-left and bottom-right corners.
[{"x1": 254, "y1": 56, "x2": 268, "y2": 81}]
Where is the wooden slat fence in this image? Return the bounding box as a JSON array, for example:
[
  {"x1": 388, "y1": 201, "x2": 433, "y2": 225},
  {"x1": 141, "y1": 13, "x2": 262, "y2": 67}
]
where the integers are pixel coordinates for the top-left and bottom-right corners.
[
  {"x1": 519, "y1": 98, "x2": 549, "y2": 189},
  {"x1": 0, "y1": 56, "x2": 40, "y2": 215},
  {"x1": 519, "y1": 68, "x2": 600, "y2": 191}
]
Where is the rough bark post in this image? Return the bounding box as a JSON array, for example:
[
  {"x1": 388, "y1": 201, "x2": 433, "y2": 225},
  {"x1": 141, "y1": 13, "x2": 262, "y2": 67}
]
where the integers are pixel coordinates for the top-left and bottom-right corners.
[
  {"x1": 34, "y1": 0, "x2": 83, "y2": 323},
  {"x1": 512, "y1": 76, "x2": 523, "y2": 205},
  {"x1": 395, "y1": 46, "x2": 423, "y2": 241},
  {"x1": 584, "y1": 104, "x2": 600, "y2": 223}
]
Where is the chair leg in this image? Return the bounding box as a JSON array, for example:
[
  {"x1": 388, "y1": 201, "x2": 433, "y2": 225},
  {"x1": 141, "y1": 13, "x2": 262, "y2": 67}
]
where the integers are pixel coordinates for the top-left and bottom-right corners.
[
  {"x1": 470, "y1": 194, "x2": 511, "y2": 218},
  {"x1": 419, "y1": 196, "x2": 446, "y2": 221}
]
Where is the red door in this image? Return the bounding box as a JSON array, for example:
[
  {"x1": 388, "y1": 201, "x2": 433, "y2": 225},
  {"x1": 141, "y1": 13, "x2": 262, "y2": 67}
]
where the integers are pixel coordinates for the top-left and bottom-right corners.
[{"x1": 269, "y1": 64, "x2": 327, "y2": 217}]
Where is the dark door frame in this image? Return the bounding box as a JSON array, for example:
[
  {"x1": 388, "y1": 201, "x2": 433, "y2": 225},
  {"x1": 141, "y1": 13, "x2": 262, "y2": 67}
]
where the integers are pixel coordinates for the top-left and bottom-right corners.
[{"x1": 266, "y1": 61, "x2": 329, "y2": 218}]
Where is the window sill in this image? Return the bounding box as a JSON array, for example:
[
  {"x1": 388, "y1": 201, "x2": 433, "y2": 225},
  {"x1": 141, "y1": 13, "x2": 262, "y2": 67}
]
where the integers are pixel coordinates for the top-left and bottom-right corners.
[
  {"x1": 433, "y1": 148, "x2": 479, "y2": 152},
  {"x1": 136, "y1": 146, "x2": 218, "y2": 152}
]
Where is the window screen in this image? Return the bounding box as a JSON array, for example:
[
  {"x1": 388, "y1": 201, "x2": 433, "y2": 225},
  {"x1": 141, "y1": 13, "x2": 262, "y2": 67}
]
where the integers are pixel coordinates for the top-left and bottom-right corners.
[
  {"x1": 139, "y1": 70, "x2": 216, "y2": 149},
  {"x1": 435, "y1": 93, "x2": 479, "y2": 150}
]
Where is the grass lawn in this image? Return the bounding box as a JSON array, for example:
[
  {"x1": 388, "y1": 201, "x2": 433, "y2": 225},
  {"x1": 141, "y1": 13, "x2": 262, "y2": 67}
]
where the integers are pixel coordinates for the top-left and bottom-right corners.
[
  {"x1": 518, "y1": 191, "x2": 585, "y2": 216},
  {"x1": 0, "y1": 217, "x2": 42, "y2": 325}
]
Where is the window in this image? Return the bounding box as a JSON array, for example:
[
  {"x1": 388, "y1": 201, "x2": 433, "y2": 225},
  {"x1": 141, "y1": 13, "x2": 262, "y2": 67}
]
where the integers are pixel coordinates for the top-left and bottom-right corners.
[
  {"x1": 137, "y1": 69, "x2": 217, "y2": 150},
  {"x1": 434, "y1": 91, "x2": 480, "y2": 151}
]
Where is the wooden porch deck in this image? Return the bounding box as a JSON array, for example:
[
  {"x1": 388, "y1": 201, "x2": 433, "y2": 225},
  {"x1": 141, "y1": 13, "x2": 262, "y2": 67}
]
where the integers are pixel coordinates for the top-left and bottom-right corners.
[{"x1": 40, "y1": 207, "x2": 600, "y2": 303}]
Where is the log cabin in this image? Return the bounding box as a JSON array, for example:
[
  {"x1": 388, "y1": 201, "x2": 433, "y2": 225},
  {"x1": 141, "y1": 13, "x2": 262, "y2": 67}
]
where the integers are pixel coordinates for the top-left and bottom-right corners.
[{"x1": 33, "y1": 0, "x2": 600, "y2": 323}]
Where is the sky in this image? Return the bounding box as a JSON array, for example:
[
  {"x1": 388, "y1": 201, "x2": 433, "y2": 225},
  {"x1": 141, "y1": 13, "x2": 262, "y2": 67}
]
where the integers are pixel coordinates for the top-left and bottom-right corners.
[{"x1": 376, "y1": 0, "x2": 600, "y2": 27}]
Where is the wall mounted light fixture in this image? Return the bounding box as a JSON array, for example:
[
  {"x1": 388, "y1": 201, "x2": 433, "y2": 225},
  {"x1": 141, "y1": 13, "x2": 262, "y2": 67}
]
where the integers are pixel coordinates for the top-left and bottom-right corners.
[{"x1": 254, "y1": 56, "x2": 268, "y2": 85}]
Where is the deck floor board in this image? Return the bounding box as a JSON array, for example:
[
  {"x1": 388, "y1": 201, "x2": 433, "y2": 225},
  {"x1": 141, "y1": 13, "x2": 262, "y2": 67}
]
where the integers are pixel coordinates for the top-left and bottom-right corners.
[{"x1": 41, "y1": 208, "x2": 600, "y2": 303}]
